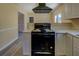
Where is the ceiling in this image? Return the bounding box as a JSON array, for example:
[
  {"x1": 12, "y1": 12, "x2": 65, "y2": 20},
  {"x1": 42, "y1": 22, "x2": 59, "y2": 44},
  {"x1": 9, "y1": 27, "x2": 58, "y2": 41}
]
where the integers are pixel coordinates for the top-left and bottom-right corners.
[{"x1": 19, "y1": 3, "x2": 59, "y2": 13}]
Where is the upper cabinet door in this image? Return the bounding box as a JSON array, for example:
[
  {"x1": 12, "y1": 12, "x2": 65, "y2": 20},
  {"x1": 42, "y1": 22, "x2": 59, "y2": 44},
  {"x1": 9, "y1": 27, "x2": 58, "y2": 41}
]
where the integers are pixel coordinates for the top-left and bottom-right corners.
[
  {"x1": 64, "y1": 4, "x2": 72, "y2": 20},
  {"x1": 53, "y1": 3, "x2": 79, "y2": 23},
  {"x1": 63, "y1": 3, "x2": 79, "y2": 20},
  {"x1": 72, "y1": 3, "x2": 79, "y2": 18}
]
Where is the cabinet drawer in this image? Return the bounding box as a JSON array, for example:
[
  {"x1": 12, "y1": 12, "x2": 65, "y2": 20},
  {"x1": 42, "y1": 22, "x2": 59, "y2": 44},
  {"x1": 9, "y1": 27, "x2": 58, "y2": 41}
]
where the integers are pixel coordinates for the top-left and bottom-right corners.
[
  {"x1": 73, "y1": 37, "x2": 79, "y2": 56},
  {"x1": 73, "y1": 47, "x2": 79, "y2": 56},
  {"x1": 73, "y1": 37, "x2": 79, "y2": 48}
]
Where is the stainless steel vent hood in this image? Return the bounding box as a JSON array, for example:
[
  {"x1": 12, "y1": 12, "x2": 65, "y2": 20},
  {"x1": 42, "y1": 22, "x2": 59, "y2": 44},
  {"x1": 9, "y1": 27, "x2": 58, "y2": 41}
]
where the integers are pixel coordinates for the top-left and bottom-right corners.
[{"x1": 32, "y1": 3, "x2": 52, "y2": 13}]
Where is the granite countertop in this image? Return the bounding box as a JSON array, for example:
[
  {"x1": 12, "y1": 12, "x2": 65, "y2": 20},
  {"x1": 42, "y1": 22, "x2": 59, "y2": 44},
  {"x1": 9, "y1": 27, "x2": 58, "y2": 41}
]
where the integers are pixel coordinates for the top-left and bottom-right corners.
[
  {"x1": 54, "y1": 29, "x2": 79, "y2": 33},
  {"x1": 66, "y1": 32, "x2": 79, "y2": 38},
  {"x1": 26, "y1": 29, "x2": 79, "y2": 38},
  {"x1": 54, "y1": 29, "x2": 79, "y2": 38}
]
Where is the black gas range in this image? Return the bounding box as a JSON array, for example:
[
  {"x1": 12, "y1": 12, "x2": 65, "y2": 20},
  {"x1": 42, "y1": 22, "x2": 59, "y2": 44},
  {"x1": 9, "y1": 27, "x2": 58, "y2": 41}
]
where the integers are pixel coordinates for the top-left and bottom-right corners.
[{"x1": 31, "y1": 23, "x2": 55, "y2": 56}]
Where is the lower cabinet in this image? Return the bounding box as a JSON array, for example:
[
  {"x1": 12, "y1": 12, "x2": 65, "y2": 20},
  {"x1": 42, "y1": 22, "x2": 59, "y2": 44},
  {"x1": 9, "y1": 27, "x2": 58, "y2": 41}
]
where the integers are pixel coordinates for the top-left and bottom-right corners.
[
  {"x1": 55, "y1": 33, "x2": 79, "y2": 56},
  {"x1": 73, "y1": 37, "x2": 79, "y2": 56},
  {"x1": 64, "y1": 34, "x2": 79, "y2": 56},
  {"x1": 23, "y1": 32, "x2": 31, "y2": 56},
  {"x1": 65, "y1": 33, "x2": 73, "y2": 56},
  {"x1": 55, "y1": 33, "x2": 66, "y2": 56},
  {"x1": 22, "y1": 32, "x2": 79, "y2": 56}
]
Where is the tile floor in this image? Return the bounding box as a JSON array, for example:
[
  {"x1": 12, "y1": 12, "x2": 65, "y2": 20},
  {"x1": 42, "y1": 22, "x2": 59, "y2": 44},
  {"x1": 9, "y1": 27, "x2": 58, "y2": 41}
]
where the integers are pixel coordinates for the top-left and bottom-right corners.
[{"x1": 1, "y1": 33, "x2": 23, "y2": 56}]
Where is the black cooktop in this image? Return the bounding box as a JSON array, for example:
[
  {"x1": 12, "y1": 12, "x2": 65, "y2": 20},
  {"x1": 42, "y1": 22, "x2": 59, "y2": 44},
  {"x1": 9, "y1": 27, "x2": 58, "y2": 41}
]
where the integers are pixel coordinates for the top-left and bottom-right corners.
[{"x1": 34, "y1": 23, "x2": 51, "y2": 30}]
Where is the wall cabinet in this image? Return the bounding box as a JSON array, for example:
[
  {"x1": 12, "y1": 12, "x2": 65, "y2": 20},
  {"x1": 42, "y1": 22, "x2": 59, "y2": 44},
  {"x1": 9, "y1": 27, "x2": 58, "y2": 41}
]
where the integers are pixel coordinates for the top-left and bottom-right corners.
[
  {"x1": 63, "y1": 3, "x2": 79, "y2": 20},
  {"x1": 53, "y1": 4, "x2": 71, "y2": 23},
  {"x1": 53, "y1": 3, "x2": 79, "y2": 23},
  {"x1": 65, "y1": 33, "x2": 73, "y2": 56},
  {"x1": 72, "y1": 4, "x2": 79, "y2": 18},
  {"x1": 63, "y1": 4, "x2": 72, "y2": 20}
]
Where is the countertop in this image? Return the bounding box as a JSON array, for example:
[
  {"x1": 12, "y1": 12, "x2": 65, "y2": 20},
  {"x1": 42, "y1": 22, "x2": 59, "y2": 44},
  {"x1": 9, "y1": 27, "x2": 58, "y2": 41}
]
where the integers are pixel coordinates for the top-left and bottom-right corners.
[
  {"x1": 54, "y1": 29, "x2": 79, "y2": 38},
  {"x1": 26, "y1": 29, "x2": 79, "y2": 38},
  {"x1": 66, "y1": 32, "x2": 79, "y2": 38}
]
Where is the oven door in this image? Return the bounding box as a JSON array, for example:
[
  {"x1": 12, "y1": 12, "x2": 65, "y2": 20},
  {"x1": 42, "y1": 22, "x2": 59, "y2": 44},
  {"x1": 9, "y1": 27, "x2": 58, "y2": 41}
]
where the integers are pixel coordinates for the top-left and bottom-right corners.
[{"x1": 31, "y1": 32, "x2": 55, "y2": 56}]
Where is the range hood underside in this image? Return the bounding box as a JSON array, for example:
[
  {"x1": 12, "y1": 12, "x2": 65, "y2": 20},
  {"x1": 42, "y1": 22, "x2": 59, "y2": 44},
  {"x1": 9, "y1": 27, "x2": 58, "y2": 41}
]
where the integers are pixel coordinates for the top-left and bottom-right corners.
[
  {"x1": 32, "y1": 3, "x2": 52, "y2": 13},
  {"x1": 33, "y1": 9, "x2": 52, "y2": 13}
]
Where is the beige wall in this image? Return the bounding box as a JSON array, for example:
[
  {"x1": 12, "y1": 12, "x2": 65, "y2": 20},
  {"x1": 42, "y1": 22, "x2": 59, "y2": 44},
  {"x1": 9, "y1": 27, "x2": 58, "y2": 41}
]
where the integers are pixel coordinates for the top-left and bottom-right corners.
[
  {"x1": 26, "y1": 12, "x2": 52, "y2": 31},
  {"x1": 0, "y1": 4, "x2": 18, "y2": 51},
  {"x1": 34, "y1": 13, "x2": 51, "y2": 23},
  {"x1": 0, "y1": 3, "x2": 28, "y2": 51},
  {"x1": 0, "y1": 4, "x2": 18, "y2": 29},
  {"x1": 27, "y1": 12, "x2": 52, "y2": 23}
]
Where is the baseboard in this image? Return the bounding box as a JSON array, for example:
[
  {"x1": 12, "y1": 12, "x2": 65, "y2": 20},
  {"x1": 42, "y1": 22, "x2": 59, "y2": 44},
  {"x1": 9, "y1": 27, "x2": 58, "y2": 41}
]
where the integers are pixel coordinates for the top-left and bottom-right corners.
[
  {"x1": 55, "y1": 53, "x2": 66, "y2": 56},
  {"x1": 0, "y1": 37, "x2": 18, "y2": 52},
  {"x1": 23, "y1": 53, "x2": 31, "y2": 56}
]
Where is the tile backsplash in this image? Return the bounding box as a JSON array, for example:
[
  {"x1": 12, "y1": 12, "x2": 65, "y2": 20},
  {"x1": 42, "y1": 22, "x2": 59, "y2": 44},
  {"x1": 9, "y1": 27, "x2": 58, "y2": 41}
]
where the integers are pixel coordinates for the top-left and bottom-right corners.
[
  {"x1": 51, "y1": 23, "x2": 73, "y2": 30},
  {"x1": 71, "y1": 19, "x2": 79, "y2": 30},
  {"x1": 51, "y1": 19, "x2": 79, "y2": 31}
]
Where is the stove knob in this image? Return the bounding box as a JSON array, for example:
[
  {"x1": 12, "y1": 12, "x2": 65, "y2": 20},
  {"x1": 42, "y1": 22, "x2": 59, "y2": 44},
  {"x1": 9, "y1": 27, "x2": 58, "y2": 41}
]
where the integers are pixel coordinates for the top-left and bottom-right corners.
[{"x1": 50, "y1": 46, "x2": 53, "y2": 49}]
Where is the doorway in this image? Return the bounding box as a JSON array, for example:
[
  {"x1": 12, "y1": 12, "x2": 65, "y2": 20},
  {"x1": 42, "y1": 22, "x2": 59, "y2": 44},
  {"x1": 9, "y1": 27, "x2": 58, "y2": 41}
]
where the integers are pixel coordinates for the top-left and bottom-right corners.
[{"x1": 18, "y1": 12, "x2": 24, "y2": 36}]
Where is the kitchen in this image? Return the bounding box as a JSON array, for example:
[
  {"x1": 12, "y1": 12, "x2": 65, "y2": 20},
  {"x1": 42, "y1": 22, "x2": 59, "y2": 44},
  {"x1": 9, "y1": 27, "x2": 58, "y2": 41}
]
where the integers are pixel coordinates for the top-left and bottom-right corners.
[
  {"x1": 0, "y1": 3, "x2": 79, "y2": 56},
  {"x1": 22, "y1": 3, "x2": 79, "y2": 56}
]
